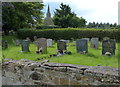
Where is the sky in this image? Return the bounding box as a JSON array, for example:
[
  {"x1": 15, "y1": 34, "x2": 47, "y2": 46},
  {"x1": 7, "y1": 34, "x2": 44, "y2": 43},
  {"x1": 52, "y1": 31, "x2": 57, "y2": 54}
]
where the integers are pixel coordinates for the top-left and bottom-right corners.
[{"x1": 43, "y1": 0, "x2": 120, "y2": 24}]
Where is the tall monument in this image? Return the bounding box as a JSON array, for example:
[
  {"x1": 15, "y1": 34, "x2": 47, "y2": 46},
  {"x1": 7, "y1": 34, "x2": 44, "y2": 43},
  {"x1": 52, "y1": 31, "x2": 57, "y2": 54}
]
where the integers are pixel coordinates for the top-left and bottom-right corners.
[
  {"x1": 118, "y1": 1, "x2": 120, "y2": 25},
  {"x1": 44, "y1": 5, "x2": 54, "y2": 25}
]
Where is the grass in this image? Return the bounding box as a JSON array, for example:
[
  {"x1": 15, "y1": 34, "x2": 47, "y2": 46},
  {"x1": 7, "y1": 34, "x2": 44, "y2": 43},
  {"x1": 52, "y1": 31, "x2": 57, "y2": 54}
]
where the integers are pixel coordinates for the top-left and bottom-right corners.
[{"x1": 1, "y1": 35, "x2": 119, "y2": 67}]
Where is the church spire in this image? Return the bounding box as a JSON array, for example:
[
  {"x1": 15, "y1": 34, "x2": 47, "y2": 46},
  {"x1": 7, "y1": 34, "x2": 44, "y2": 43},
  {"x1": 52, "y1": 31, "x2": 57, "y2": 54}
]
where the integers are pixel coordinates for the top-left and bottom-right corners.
[{"x1": 46, "y1": 4, "x2": 51, "y2": 17}]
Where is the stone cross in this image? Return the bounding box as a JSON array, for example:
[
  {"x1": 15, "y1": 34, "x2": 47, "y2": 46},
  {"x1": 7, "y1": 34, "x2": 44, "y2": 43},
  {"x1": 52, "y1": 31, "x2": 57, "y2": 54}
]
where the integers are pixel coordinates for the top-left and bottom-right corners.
[
  {"x1": 21, "y1": 40, "x2": 30, "y2": 52},
  {"x1": 47, "y1": 39, "x2": 52, "y2": 47},
  {"x1": 36, "y1": 38, "x2": 47, "y2": 54},
  {"x1": 57, "y1": 40, "x2": 67, "y2": 51},
  {"x1": 102, "y1": 39, "x2": 116, "y2": 55},
  {"x1": 90, "y1": 38, "x2": 99, "y2": 49},
  {"x1": 76, "y1": 39, "x2": 88, "y2": 53},
  {"x1": 2, "y1": 40, "x2": 8, "y2": 49}
]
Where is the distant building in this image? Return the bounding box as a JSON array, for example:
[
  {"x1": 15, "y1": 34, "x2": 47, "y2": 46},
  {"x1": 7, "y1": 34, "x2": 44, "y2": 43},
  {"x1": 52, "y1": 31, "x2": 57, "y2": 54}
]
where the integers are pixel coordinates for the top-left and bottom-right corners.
[
  {"x1": 118, "y1": 1, "x2": 120, "y2": 25},
  {"x1": 44, "y1": 5, "x2": 54, "y2": 25}
]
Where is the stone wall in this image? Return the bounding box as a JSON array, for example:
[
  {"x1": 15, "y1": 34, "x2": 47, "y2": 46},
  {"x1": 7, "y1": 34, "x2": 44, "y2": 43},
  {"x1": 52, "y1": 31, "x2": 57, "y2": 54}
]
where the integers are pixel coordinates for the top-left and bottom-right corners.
[{"x1": 2, "y1": 59, "x2": 120, "y2": 85}]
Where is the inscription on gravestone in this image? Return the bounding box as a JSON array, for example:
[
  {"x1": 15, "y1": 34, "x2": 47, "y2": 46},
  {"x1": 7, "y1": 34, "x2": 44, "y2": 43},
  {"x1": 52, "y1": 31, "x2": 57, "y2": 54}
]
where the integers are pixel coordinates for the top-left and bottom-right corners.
[
  {"x1": 76, "y1": 39, "x2": 88, "y2": 53},
  {"x1": 57, "y1": 40, "x2": 67, "y2": 51},
  {"x1": 21, "y1": 40, "x2": 30, "y2": 52},
  {"x1": 102, "y1": 39, "x2": 116, "y2": 55},
  {"x1": 36, "y1": 38, "x2": 47, "y2": 54}
]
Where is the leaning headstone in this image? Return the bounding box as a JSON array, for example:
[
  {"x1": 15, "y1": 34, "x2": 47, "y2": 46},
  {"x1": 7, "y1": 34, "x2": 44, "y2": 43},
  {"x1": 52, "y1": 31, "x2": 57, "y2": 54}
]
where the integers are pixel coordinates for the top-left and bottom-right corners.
[
  {"x1": 21, "y1": 40, "x2": 30, "y2": 52},
  {"x1": 57, "y1": 40, "x2": 67, "y2": 51},
  {"x1": 76, "y1": 39, "x2": 88, "y2": 53},
  {"x1": 102, "y1": 39, "x2": 116, "y2": 55},
  {"x1": 13, "y1": 39, "x2": 20, "y2": 46},
  {"x1": 90, "y1": 38, "x2": 99, "y2": 49},
  {"x1": 47, "y1": 39, "x2": 52, "y2": 47},
  {"x1": 36, "y1": 38, "x2": 47, "y2": 54},
  {"x1": 2, "y1": 40, "x2": 8, "y2": 49}
]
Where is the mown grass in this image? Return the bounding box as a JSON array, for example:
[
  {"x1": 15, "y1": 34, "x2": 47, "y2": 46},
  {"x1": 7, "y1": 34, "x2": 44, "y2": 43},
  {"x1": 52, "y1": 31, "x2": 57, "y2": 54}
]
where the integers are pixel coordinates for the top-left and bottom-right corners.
[{"x1": 1, "y1": 35, "x2": 119, "y2": 67}]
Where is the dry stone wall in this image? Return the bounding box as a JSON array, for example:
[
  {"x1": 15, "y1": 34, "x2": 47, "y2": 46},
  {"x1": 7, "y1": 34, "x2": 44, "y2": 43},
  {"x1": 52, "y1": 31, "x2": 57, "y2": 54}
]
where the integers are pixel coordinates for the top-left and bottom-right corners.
[{"x1": 2, "y1": 59, "x2": 120, "y2": 86}]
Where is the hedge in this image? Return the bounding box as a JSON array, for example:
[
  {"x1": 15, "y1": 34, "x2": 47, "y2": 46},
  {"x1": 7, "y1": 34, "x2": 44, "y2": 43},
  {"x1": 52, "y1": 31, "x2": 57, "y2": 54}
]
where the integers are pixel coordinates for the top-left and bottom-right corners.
[{"x1": 17, "y1": 28, "x2": 120, "y2": 41}]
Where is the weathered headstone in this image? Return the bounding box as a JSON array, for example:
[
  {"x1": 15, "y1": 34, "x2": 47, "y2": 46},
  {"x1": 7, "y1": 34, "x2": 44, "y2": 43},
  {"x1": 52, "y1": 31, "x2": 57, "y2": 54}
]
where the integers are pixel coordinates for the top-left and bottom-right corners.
[
  {"x1": 13, "y1": 39, "x2": 20, "y2": 46},
  {"x1": 102, "y1": 39, "x2": 116, "y2": 55},
  {"x1": 47, "y1": 39, "x2": 52, "y2": 47},
  {"x1": 90, "y1": 38, "x2": 99, "y2": 49},
  {"x1": 21, "y1": 40, "x2": 30, "y2": 52},
  {"x1": 82, "y1": 38, "x2": 89, "y2": 42},
  {"x1": 26, "y1": 37, "x2": 31, "y2": 42},
  {"x1": 76, "y1": 39, "x2": 88, "y2": 53},
  {"x1": 36, "y1": 38, "x2": 47, "y2": 54},
  {"x1": 57, "y1": 40, "x2": 67, "y2": 51},
  {"x1": 34, "y1": 36, "x2": 37, "y2": 41},
  {"x1": 2, "y1": 40, "x2": 8, "y2": 49}
]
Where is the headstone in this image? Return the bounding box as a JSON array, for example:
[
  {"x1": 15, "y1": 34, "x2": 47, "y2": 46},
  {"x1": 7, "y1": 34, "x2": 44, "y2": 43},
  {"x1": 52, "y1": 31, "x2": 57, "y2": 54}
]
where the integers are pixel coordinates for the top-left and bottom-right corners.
[
  {"x1": 76, "y1": 39, "x2": 88, "y2": 53},
  {"x1": 82, "y1": 38, "x2": 89, "y2": 42},
  {"x1": 21, "y1": 40, "x2": 30, "y2": 52},
  {"x1": 26, "y1": 37, "x2": 31, "y2": 42},
  {"x1": 47, "y1": 39, "x2": 52, "y2": 47},
  {"x1": 57, "y1": 40, "x2": 67, "y2": 51},
  {"x1": 103, "y1": 37, "x2": 110, "y2": 40},
  {"x1": 36, "y1": 38, "x2": 47, "y2": 54},
  {"x1": 90, "y1": 38, "x2": 99, "y2": 49},
  {"x1": 102, "y1": 39, "x2": 116, "y2": 55},
  {"x1": 34, "y1": 36, "x2": 37, "y2": 41},
  {"x1": 13, "y1": 39, "x2": 20, "y2": 46},
  {"x1": 2, "y1": 40, "x2": 8, "y2": 49}
]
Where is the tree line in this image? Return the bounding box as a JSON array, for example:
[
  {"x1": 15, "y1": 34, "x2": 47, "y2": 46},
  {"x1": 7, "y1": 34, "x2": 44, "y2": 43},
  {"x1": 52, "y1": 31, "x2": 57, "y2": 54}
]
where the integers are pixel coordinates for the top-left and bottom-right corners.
[{"x1": 2, "y1": 2, "x2": 119, "y2": 35}]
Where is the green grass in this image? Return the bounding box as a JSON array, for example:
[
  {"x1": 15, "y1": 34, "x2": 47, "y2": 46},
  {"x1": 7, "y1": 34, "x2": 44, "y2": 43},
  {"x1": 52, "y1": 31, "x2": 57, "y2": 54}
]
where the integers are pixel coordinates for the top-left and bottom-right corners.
[{"x1": 1, "y1": 35, "x2": 119, "y2": 67}]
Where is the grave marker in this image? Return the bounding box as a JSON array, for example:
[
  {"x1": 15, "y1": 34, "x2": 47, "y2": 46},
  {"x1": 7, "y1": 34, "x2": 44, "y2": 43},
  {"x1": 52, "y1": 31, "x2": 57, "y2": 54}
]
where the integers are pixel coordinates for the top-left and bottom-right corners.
[
  {"x1": 2, "y1": 40, "x2": 8, "y2": 49},
  {"x1": 76, "y1": 39, "x2": 88, "y2": 53},
  {"x1": 90, "y1": 38, "x2": 99, "y2": 49},
  {"x1": 57, "y1": 40, "x2": 67, "y2": 51},
  {"x1": 21, "y1": 40, "x2": 30, "y2": 52},
  {"x1": 47, "y1": 39, "x2": 52, "y2": 47}
]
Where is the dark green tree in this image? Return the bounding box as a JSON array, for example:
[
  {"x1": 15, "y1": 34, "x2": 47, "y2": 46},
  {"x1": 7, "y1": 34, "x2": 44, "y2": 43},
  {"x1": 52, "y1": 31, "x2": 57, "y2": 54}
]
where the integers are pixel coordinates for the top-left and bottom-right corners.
[
  {"x1": 53, "y1": 3, "x2": 86, "y2": 28},
  {"x1": 2, "y1": 2, "x2": 44, "y2": 35}
]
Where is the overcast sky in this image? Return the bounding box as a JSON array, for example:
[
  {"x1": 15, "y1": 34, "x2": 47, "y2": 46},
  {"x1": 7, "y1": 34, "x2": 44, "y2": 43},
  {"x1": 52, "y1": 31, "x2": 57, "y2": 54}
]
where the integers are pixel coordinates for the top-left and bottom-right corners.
[{"x1": 43, "y1": 0, "x2": 119, "y2": 24}]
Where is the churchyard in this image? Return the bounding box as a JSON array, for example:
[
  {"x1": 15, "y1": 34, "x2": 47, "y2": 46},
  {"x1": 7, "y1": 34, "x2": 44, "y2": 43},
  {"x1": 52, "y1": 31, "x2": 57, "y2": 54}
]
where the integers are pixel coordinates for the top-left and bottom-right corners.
[{"x1": 1, "y1": 35, "x2": 119, "y2": 67}]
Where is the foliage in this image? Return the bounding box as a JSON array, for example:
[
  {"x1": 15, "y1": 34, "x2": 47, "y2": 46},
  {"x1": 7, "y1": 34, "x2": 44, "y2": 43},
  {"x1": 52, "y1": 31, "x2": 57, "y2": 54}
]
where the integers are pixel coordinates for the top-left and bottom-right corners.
[
  {"x1": 53, "y1": 3, "x2": 86, "y2": 28},
  {"x1": 17, "y1": 28, "x2": 119, "y2": 41},
  {"x1": 2, "y1": 2, "x2": 44, "y2": 35},
  {"x1": 36, "y1": 25, "x2": 59, "y2": 29}
]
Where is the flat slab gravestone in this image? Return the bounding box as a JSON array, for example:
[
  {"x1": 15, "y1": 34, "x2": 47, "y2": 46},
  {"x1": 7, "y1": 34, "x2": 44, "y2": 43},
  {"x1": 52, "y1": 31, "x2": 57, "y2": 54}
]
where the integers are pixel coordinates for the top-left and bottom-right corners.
[
  {"x1": 90, "y1": 38, "x2": 99, "y2": 49},
  {"x1": 47, "y1": 39, "x2": 52, "y2": 47},
  {"x1": 57, "y1": 40, "x2": 67, "y2": 51},
  {"x1": 102, "y1": 39, "x2": 116, "y2": 55},
  {"x1": 2, "y1": 40, "x2": 8, "y2": 49},
  {"x1": 76, "y1": 39, "x2": 88, "y2": 53},
  {"x1": 36, "y1": 38, "x2": 47, "y2": 54},
  {"x1": 21, "y1": 40, "x2": 30, "y2": 52}
]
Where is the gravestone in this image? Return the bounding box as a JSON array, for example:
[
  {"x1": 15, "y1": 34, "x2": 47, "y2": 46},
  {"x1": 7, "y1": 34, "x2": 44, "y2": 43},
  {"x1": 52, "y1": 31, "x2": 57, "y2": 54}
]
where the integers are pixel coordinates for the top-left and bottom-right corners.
[
  {"x1": 47, "y1": 39, "x2": 52, "y2": 47},
  {"x1": 82, "y1": 38, "x2": 89, "y2": 42},
  {"x1": 34, "y1": 36, "x2": 37, "y2": 41},
  {"x1": 21, "y1": 40, "x2": 30, "y2": 52},
  {"x1": 102, "y1": 39, "x2": 116, "y2": 55},
  {"x1": 103, "y1": 37, "x2": 110, "y2": 40},
  {"x1": 26, "y1": 37, "x2": 31, "y2": 42},
  {"x1": 36, "y1": 38, "x2": 47, "y2": 54},
  {"x1": 57, "y1": 40, "x2": 67, "y2": 51},
  {"x1": 90, "y1": 38, "x2": 99, "y2": 49},
  {"x1": 2, "y1": 40, "x2": 8, "y2": 49},
  {"x1": 13, "y1": 39, "x2": 20, "y2": 46},
  {"x1": 76, "y1": 39, "x2": 88, "y2": 53}
]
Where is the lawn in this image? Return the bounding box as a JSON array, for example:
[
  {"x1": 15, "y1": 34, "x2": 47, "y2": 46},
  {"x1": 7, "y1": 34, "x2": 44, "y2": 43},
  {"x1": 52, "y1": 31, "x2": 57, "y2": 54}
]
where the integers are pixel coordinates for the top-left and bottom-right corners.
[{"x1": 1, "y1": 35, "x2": 119, "y2": 67}]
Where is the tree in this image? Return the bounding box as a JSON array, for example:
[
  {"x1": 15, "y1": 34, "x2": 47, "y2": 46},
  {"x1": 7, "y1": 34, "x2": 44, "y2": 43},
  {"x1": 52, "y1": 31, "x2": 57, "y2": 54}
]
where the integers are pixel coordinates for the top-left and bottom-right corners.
[
  {"x1": 2, "y1": 2, "x2": 44, "y2": 35},
  {"x1": 53, "y1": 3, "x2": 86, "y2": 28}
]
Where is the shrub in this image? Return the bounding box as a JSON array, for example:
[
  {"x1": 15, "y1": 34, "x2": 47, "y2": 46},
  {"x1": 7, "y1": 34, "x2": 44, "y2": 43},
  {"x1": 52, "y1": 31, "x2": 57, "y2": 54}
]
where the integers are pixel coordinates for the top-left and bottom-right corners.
[
  {"x1": 17, "y1": 28, "x2": 119, "y2": 41},
  {"x1": 36, "y1": 25, "x2": 59, "y2": 29}
]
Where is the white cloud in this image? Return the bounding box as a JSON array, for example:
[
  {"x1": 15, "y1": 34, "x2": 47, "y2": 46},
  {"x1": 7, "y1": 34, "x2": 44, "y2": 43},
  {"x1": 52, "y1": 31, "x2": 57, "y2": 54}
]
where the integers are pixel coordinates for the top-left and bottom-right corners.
[{"x1": 44, "y1": 0, "x2": 119, "y2": 24}]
